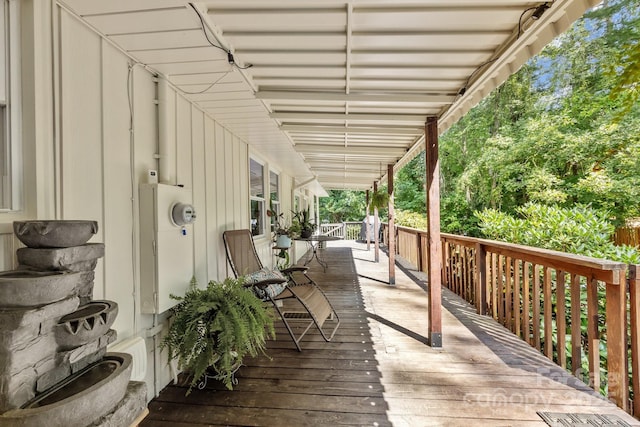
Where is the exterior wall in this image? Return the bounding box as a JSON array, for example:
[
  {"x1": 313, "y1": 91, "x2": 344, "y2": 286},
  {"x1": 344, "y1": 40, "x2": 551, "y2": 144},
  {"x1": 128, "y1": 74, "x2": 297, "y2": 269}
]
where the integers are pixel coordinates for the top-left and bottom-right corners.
[{"x1": 0, "y1": 1, "x2": 308, "y2": 400}]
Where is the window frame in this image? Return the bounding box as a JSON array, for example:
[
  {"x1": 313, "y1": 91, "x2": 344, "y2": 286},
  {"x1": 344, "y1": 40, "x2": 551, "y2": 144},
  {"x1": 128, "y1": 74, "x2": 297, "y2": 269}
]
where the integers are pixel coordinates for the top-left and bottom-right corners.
[
  {"x1": 249, "y1": 157, "x2": 267, "y2": 237},
  {"x1": 269, "y1": 169, "x2": 280, "y2": 234},
  {"x1": 0, "y1": 0, "x2": 22, "y2": 212}
]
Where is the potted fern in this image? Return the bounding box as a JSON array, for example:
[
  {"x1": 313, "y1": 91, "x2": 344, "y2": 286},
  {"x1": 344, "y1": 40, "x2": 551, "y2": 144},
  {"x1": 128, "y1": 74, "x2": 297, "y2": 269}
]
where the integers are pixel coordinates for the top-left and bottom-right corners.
[
  {"x1": 370, "y1": 188, "x2": 389, "y2": 211},
  {"x1": 161, "y1": 277, "x2": 275, "y2": 393}
]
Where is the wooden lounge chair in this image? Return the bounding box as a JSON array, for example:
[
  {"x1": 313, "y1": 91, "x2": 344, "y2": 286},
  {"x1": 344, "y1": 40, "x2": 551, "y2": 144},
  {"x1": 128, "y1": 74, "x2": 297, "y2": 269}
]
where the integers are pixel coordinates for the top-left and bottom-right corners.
[{"x1": 222, "y1": 229, "x2": 340, "y2": 351}]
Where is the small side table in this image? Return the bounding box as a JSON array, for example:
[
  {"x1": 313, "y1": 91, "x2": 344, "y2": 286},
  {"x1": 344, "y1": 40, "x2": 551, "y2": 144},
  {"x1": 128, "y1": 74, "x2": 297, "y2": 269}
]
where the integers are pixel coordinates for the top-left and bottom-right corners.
[{"x1": 294, "y1": 235, "x2": 341, "y2": 271}]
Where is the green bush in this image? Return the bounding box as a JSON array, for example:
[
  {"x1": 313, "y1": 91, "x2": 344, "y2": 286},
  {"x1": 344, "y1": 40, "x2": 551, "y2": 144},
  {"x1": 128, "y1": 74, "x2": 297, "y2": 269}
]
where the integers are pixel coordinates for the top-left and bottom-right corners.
[
  {"x1": 476, "y1": 202, "x2": 640, "y2": 264},
  {"x1": 395, "y1": 209, "x2": 427, "y2": 230}
]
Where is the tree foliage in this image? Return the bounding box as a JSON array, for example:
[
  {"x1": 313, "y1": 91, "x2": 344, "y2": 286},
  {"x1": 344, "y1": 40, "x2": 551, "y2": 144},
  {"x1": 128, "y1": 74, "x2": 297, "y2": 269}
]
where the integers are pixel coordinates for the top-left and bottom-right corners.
[
  {"x1": 320, "y1": 0, "x2": 639, "y2": 247},
  {"x1": 319, "y1": 190, "x2": 367, "y2": 223},
  {"x1": 436, "y1": 0, "x2": 640, "y2": 234},
  {"x1": 477, "y1": 203, "x2": 640, "y2": 264}
]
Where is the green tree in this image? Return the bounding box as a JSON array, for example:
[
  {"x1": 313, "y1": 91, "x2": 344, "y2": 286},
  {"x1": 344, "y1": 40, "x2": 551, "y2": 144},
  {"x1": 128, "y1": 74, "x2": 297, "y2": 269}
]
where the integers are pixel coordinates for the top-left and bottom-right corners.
[{"x1": 319, "y1": 190, "x2": 366, "y2": 223}]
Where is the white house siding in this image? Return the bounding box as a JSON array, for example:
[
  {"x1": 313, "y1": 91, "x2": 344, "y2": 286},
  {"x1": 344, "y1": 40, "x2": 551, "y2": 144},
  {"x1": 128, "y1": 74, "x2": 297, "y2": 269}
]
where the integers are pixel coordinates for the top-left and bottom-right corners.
[{"x1": 0, "y1": 1, "x2": 308, "y2": 401}]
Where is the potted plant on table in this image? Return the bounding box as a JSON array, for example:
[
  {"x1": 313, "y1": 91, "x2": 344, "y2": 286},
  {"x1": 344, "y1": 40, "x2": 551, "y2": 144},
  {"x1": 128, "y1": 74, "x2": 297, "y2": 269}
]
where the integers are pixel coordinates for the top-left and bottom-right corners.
[
  {"x1": 161, "y1": 277, "x2": 275, "y2": 393},
  {"x1": 267, "y1": 209, "x2": 292, "y2": 249},
  {"x1": 293, "y1": 207, "x2": 316, "y2": 238}
]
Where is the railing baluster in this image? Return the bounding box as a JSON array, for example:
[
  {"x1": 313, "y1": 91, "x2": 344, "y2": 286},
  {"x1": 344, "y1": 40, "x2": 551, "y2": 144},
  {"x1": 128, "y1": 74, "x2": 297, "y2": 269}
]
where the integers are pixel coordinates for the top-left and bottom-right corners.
[
  {"x1": 491, "y1": 253, "x2": 498, "y2": 320},
  {"x1": 557, "y1": 270, "x2": 567, "y2": 369},
  {"x1": 523, "y1": 262, "x2": 531, "y2": 344},
  {"x1": 498, "y1": 255, "x2": 505, "y2": 326},
  {"x1": 506, "y1": 256, "x2": 513, "y2": 332},
  {"x1": 514, "y1": 259, "x2": 521, "y2": 338},
  {"x1": 570, "y1": 273, "x2": 582, "y2": 379},
  {"x1": 630, "y1": 265, "x2": 640, "y2": 416},
  {"x1": 475, "y1": 243, "x2": 487, "y2": 315},
  {"x1": 533, "y1": 265, "x2": 542, "y2": 351},
  {"x1": 467, "y1": 247, "x2": 473, "y2": 302},
  {"x1": 544, "y1": 267, "x2": 553, "y2": 359},
  {"x1": 587, "y1": 278, "x2": 600, "y2": 392}
]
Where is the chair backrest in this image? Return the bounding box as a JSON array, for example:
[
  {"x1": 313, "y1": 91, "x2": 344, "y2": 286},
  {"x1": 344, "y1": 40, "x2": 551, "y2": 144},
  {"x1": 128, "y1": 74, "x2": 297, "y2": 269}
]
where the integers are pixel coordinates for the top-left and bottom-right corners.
[{"x1": 223, "y1": 229, "x2": 264, "y2": 277}]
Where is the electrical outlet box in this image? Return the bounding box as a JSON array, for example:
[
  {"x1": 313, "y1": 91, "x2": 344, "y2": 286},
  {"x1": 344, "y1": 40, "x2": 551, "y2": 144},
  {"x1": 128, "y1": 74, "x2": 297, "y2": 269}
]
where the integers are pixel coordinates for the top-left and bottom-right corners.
[{"x1": 139, "y1": 183, "x2": 194, "y2": 313}]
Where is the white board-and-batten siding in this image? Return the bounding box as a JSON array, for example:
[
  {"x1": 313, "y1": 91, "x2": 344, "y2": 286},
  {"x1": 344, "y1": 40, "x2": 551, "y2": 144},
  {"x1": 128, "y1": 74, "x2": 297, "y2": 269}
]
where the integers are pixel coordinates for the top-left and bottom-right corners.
[{"x1": 0, "y1": 2, "x2": 302, "y2": 400}]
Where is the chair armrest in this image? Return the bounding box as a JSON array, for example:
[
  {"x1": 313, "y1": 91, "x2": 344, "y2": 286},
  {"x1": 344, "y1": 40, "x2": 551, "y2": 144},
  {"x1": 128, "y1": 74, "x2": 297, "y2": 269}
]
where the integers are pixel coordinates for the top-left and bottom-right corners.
[
  {"x1": 281, "y1": 266, "x2": 309, "y2": 274},
  {"x1": 246, "y1": 278, "x2": 287, "y2": 288}
]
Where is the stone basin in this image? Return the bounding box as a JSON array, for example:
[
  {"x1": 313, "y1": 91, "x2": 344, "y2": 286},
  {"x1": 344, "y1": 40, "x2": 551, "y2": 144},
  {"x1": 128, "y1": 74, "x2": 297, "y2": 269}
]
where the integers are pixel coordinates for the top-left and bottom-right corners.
[
  {"x1": 13, "y1": 220, "x2": 98, "y2": 248},
  {"x1": 0, "y1": 270, "x2": 81, "y2": 308},
  {"x1": 0, "y1": 353, "x2": 132, "y2": 427},
  {"x1": 55, "y1": 300, "x2": 118, "y2": 350}
]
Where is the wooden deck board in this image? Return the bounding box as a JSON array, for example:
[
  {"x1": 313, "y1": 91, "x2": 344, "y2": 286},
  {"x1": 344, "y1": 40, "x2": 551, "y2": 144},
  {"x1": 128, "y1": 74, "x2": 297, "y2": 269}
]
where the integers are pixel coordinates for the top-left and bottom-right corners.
[{"x1": 143, "y1": 241, "x2": 639, "y2": 426}]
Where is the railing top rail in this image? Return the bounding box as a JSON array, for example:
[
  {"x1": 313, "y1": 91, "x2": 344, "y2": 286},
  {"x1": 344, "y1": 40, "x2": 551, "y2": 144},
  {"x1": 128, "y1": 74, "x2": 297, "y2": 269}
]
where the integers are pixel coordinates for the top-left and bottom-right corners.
[
  {"x1": 440, "y1": 232, "x2": 626, "y2": 273},
  {"x1": 385, "y1": 223, "x2": 627, "y2": 274}
]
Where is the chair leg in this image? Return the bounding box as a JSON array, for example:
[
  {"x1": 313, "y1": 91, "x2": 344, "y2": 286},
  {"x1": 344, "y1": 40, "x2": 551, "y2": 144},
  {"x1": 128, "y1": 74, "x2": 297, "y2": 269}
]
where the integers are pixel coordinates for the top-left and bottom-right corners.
[
  {"x1": 289, "y1": 284, "x2": 340, "y2": 343},
  {"x1": 269, "y1": 297, "x2": 310, "y2": 352}
]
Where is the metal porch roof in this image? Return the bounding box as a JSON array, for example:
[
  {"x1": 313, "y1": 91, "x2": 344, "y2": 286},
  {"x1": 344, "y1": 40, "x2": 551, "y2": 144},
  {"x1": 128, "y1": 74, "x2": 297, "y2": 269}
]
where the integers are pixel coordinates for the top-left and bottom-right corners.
[{"x1": 61, "y1": 0, "x2": 598, "y2": 193}]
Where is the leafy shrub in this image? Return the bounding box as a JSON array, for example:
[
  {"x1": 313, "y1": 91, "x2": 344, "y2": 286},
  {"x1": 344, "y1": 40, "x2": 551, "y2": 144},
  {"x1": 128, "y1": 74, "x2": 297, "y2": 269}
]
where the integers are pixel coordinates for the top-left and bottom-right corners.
[
  {"x1": 476, "y1": 203, "x2": 640, "y2": 263},
  {"x1": 395, "y1": 209, "x2": 427, "y2": 230}
]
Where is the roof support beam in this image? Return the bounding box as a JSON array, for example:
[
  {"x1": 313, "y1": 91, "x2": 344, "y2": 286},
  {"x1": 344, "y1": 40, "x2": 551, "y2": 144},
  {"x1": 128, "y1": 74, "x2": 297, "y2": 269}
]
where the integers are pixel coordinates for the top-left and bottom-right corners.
[
  {"x1": 281, "y1": 124, "x2": 423, "y2": 135},
  {"x1": 258, "y1": 90, "x2": 452, "y2": 104},
  {"x1": 271, "y1": 112, "x2": 426, "y2": 123},
  {"x1": 296, "y1": 146, "x2": 406, "y2": 157}
]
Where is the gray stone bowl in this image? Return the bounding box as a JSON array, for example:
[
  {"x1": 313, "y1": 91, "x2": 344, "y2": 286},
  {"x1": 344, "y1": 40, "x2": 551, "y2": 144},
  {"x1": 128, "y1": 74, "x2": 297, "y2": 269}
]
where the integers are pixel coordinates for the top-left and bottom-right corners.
[
  {"x1": 55, "y1": 300, "x2": 119, "y2": 350},
  {"x1": 0, "y1": 270, "x2": 81, "y2": 308},
  {"x1": 13, "y1": 220, "x2": 98, "y2": 248},
  {"x1": 1, "y1": 353, "x2": 132, "y2": 427}
]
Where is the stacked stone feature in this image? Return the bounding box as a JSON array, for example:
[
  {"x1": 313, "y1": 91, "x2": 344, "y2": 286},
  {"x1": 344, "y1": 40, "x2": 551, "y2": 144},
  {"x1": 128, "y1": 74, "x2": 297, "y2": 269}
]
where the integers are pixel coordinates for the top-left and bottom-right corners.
[
  {"x1": 0, "y1": 221, "x2": 148, "y2": 426},
  {"x1": 0, "y1": 243, "x2": 108, "y2": 412}
]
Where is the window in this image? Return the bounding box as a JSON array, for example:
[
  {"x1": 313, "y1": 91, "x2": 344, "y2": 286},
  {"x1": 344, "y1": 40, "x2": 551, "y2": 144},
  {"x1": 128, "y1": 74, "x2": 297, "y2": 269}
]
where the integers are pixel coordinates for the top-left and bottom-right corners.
[
  {"x1": 0, "y1": 0, "x2": 20, "y2": 211},
  {"x1": 269, "y1": 170, "x2": 280, "y2": 232},
  {"x1": 249, "y1": 158, "x2": 265, "y2": 236}
]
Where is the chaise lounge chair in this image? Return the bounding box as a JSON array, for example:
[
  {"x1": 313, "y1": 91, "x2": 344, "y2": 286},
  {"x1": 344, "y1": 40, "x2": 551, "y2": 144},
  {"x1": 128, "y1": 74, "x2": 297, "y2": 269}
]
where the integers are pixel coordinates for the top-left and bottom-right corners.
[{"x1": 222, "y1": 229, "x2": 340, "y2": 351}]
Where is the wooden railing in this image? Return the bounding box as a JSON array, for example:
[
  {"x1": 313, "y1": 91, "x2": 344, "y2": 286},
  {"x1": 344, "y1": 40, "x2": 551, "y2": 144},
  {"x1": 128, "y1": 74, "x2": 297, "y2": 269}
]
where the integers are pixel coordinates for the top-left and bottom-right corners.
[
  {"x1": 382, "y1": 223, "x2": 640, "y2": 415},
  {"x1": 319, "y1": 222, "x2": 362, "y2": 240}
]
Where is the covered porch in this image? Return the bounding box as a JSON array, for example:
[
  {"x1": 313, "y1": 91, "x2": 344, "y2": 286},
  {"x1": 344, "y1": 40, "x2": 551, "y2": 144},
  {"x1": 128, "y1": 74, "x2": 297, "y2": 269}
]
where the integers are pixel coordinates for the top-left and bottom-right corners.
[{"x1": 143, "y1": 240, "x2": 636, "y2": 426}]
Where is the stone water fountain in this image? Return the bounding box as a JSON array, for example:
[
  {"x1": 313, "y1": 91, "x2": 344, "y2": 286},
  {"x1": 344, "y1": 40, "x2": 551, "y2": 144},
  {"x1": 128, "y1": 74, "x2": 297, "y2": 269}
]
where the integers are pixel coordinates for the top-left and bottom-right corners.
[{"x1": 0, "y1": 220, "x2": 147, "y2": 426}]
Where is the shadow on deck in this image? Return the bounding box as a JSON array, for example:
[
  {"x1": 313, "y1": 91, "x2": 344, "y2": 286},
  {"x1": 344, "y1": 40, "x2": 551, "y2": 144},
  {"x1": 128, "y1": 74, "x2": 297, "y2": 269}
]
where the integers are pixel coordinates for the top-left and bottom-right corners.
[{"x1": 143, "y1": 241, "x2": 638, "y2": 427}]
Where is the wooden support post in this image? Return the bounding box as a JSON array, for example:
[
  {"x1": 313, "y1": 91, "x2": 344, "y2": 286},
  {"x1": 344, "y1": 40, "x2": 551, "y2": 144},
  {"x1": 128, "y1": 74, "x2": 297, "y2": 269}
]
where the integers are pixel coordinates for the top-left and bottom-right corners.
[
  {"x1": 605, "y1": 270, "x2": 628, "y2": 410},
  {"x1": 425, "y1": 116, "x2": 442, "y2": 348},
  {"x1": 374, "y1": 181, "x2": 379, "y2": 263},
  {"x1": 365, "y1": 189, "x2": 371, "y2": 250},
  {"x1": 630, "y1": 265, "x2": 640, "y2": 415},
  {"x1": 387, "y1": 164, "x2": 396, "y2": 285},
  {"x1": 475, "y1": 242, "x2": 487, "y2": 315}
]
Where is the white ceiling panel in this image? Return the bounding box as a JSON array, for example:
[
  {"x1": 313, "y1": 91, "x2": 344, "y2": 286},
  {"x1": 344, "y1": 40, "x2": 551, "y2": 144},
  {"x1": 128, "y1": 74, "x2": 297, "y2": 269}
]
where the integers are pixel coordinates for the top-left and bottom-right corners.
[
  {"x1": 109, "y1": 30, "x2": 207, "y2": 51},
  {"x1": 83, "y1": 9, "x2": 197, "y2": 35},
  {"x1": 61, "y1": 0, "x2": 599, "y2": 191}
]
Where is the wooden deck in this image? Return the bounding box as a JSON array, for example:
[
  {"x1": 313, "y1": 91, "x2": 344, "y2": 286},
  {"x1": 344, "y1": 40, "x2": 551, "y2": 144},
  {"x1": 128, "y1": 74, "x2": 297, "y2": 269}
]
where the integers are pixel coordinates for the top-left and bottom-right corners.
[{"x1": 142, "y1": 241, "x2": 639, "y2": 426}]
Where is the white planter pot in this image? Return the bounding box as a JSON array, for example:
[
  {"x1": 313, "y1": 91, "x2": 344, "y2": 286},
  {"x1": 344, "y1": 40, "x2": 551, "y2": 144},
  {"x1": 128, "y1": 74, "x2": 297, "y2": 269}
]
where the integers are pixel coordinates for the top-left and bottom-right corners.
[{"x1": 276, "y1": 235, "x2": 292, "y2": 248}]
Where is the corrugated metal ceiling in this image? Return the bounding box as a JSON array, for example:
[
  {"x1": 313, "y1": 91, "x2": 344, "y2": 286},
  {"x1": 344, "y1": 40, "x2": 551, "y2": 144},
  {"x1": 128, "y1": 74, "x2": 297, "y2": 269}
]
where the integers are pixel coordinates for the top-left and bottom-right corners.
[{"x1": 61, "y1": 0, "x2": 598, "y2": 192}]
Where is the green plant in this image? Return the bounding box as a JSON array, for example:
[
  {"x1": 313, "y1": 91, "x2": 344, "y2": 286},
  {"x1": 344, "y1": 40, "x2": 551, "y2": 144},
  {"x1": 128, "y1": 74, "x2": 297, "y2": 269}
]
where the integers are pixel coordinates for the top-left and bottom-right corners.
[
  {"x1": 161, "y1": 277, "x2": 275, "y2": 393},
  {"x1": 292, "y1": 207, "x2": 316, "y2": 236},
  {"x1": 369, "y1": 188, "x2": 389, "y2": 211},
  {"x1": 267, "y1": 208, "x2": 292, "y2": 237}
]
